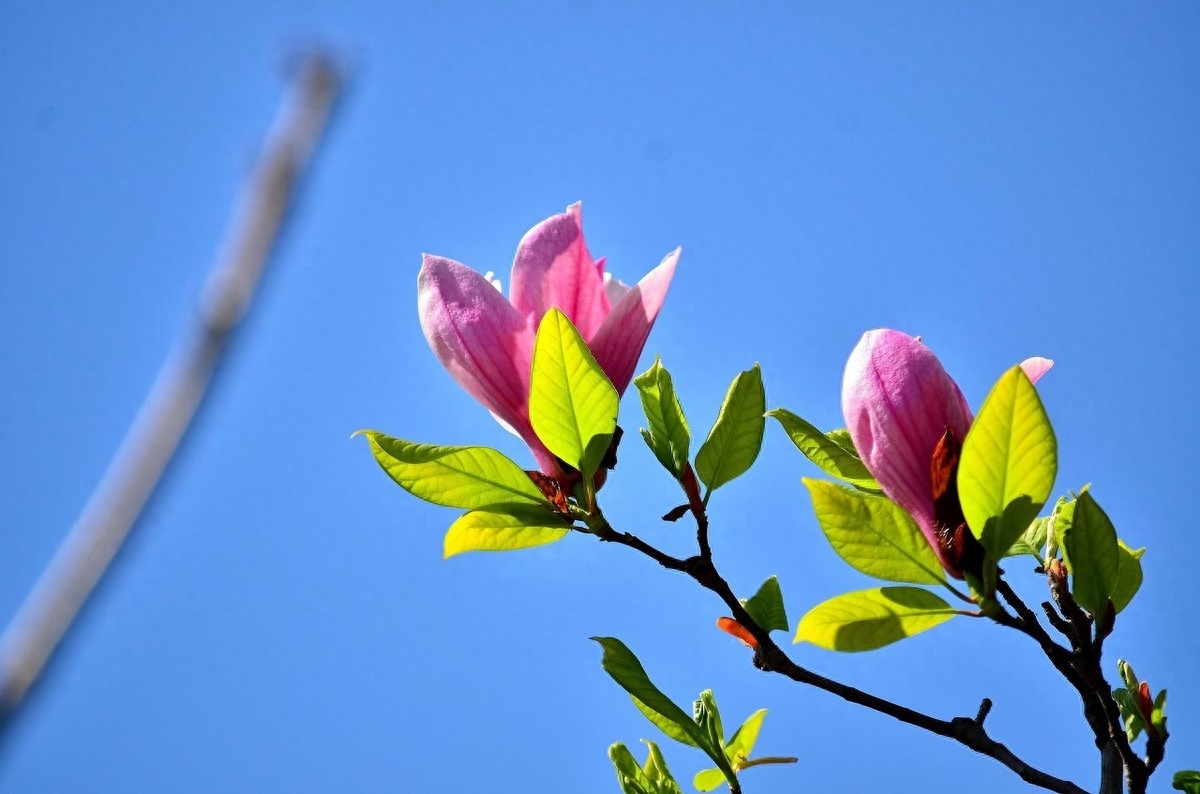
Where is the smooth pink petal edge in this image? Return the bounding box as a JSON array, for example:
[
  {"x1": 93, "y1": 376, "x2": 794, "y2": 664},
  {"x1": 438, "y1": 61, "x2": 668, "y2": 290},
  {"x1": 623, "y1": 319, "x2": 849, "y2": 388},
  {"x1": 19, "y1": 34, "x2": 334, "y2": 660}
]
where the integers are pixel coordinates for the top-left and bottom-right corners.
[{"x1": 590, "y1": 247, "x2": 679, "y2": 395}]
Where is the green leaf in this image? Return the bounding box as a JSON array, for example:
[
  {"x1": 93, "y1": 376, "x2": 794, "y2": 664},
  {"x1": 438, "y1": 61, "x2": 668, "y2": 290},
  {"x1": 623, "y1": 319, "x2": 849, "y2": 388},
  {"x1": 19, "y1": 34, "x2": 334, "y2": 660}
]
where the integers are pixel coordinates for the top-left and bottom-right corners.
[
  {"x1": 634, "y1": 357, "x2": 691, "y2": 479},
  {"x1": 742, "y1": 576, "x2": 789, "y2": 634},
  {"x1": 592, "y1": 638, "x2": 713, "y2": 752},
  {"x1": 529, "y1": 308, "x2": 619, "y2": 475},
  {"x1": 633, "y1": 697, "x2": 700, "y2": 749},
  {"x1": 1004, "y1": 516, "x2": 1050, "y2": 560},
  {"x1": 610, "y1": 743, "x2": 654, "y2": 794},
  {"x1": 692, "y1": 768, "x2": 727, "y2": 793},
  {"x1": 1173, "y1": 770, "x2": 1200, "y2": 794},
  {"x1": 443, "y1": 505, "x2": 570, "y2": 558},
  {"x1": 1114, "y1": 687, "x2": 1146, "y2": 742},
  {"x1": 695, "y1": 365, "x2": 766, "y2": 493},
  {"x1": 796, "y1": 587, "x2": 959, "y2": 652},
  {"x1": 1060, "y1": 490, "x2": 1120, "y2": 616},
  {"x1": 640, "y1": 741, "x2": 683, "y2": 794},
  {"x1": 1110, "y1": 541, "x2": 1145, "y2": 614},
  {"x1": 360, "y1": 432, "x2": 548, "y2": 509},
  {"x1": 804, "y1": 480, "x2": 947, "y2": 586},
  {"x1": 825, "y1": 427, "x2": 859, "y2": 455},
  {"x1": 1153, "y1": 688, "x2": 1168, "y2": 736},
  {"x1": 693, "y1": 691, "x2": 738, "y2": 788},
  {"x1": 768, "y1": 409, "x2": 879, "y2": 490},
  {"x1": 958, "y1": 366, "x2": 1058, "y2": 561},
  {"x1": 725, "y1": 709, "x2": 768, "y2": 765}
]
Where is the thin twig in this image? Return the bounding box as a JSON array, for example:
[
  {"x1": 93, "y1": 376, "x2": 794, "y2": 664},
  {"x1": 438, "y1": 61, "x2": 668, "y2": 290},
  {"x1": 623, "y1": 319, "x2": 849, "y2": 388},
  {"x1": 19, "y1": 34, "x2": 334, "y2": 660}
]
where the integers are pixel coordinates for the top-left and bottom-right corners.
[
  {"x1": 594, "y1": 519, "x2": 1088, "y2": 794},
  {"x1": 0, "y1": 53, "x2": 343, "y2": 736}
]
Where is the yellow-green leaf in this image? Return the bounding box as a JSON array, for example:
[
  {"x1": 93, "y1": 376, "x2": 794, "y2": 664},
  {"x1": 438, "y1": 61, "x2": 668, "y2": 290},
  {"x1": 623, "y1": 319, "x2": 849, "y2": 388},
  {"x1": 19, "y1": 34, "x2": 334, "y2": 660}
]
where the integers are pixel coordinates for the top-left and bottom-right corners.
[
  {"x1": 443, "y1": 506, "x2": 570, "y2": 558},
  {"x1": 804, "y1": 479, "x2": 946, "y2": 586},
  {"x1": 1111, "y1": 540, "x2": 1145, "y2": 614},
  {"x1": 360, "y1": 432, "x2": 547, "y2": 509},
  {"x1": 796, "y1": 587, "x2": 959, "y2": 652},
  {"x1": 529, "y1": 308, "x2": 619, "y2": 475},
  {"x1": 958, "y1": 366, "x2": 1057, "y2": 561},
  {"x1": 769, "y1": 409, "x2": 879, "y2": 490},
  {"x1": 696, "y1": 365, "x2": 766, "y2": 493},
  {"x1": 634, "y1": 356, "x2": 690, "y2": 479},
  {"x1": 1061, "y1": 490, "x2": 1120, "y2": 616}
]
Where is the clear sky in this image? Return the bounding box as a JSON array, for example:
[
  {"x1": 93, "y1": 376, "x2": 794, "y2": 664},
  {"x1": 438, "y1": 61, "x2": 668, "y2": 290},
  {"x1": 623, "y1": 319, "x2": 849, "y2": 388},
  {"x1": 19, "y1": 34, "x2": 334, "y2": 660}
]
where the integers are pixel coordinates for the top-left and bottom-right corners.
[{"x1": 2, "y1": 2, "x2": 1198, "y2": 792}]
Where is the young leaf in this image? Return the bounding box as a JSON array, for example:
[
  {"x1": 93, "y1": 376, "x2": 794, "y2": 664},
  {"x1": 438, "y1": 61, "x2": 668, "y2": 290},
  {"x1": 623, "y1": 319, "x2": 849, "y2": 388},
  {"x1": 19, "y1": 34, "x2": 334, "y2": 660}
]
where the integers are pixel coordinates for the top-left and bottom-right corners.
[
  {"x1": 360, "y1": 432, "x2": 548, "y2": 509},
  {"x1": 768, "y1": 409, "x2": 879, "y2": 490},
  {"x1": 633, "y1": 697, "x2": 700, "y2": 749},
  {"x1": 724, "y1": 709, "x2": 768, "y2": 766},
  {"x1": 694, "y1": 690, "x2": 726, "y2": 761},
  {"x1": 529, "y1": 308, "x2": 619, "y2": 475},
  {"x1": 825, "y1": 427, "x2": 859, "y2": 455},
  {"x1": 1004, "y1": 516, "x2": 1050, "y2": 561},
  {"x1": 1111, "y1": 540, "x2": 1146, "y2": 614},
  {"x1": 609, "y1": 743, "x2": 655, "y2": 794},
  {"x1": 592, "y1": 638, "x2": 714, "y2": 752},
  {"x1": 1173, "y1": 770, "x2": 1200, "y2": 794},
  {"x1": 692, "y1": 768, "x2": 727, "y2": 793},
  {"x1": 695, "y1": 365, "x2": 766, "y2": 493},
  {"x1": 796, "y1": 587, "x2": 959, "y2": 652},
  {"x1": 640, "y1": 740, "x2": 683, "y2": 794},
  {"x1": 634, "y1": 357, "x2": 690, "y2": 479},
  {"x1": 804, "y1": 480, "x2": 947, "y2": 586},
  {"x1": 741, "y1": 576, "x2": 789, "y2": 634},
  {"x1": 443, "y1": 505, "x2": 571, "y2": 558},
  {"x1": 958, "y1": 366, "x2": 1057, "y2": 561},
  {"x1": 1060, "y1": 490, "x2": 1120, "y2": 616},
  {"x1": 1114, "y1": 687, "x2": 1146, "y2": 742}
]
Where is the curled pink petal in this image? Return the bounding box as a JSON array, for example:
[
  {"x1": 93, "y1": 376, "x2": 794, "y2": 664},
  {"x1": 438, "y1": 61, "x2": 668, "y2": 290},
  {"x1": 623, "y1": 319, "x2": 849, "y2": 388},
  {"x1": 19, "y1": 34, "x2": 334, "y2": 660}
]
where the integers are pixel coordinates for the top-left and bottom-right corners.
[
  {"x1": 842, "y1": 329, "x2": 972, "y2": 574},
  {"x1": 510, "y1": 203, "x2": 610, "y2": 340},
  {"x1": 1020, "y1": 356, "x2": 1054, "y2": 384},
  {"x1": 419, "y1": 206, "x2": 678, "y2": 480},
  {"x1": 418, "y1": 255, "x2": 534, "y2": 436},
  {"x1": 590, "y1": 247, "x2": 679, "y2": 395}
]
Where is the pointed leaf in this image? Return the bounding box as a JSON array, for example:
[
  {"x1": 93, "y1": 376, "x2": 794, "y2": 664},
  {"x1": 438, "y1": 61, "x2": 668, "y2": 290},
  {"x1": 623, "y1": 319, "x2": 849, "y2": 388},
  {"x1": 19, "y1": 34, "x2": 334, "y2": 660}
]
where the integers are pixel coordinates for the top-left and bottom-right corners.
[
  {"x1": 1111, "y1": 540, "x2": 1146, "y2": 614},
  {"x1": 633, "y1": 697, "x2": 700, "y2": 748},
  {"x1": 529, "y1": 308, "x2": 619, "y2": 475},
  {"x1": 1114, "y1": 687, "x2": 1146, "y2": 741},
  {"x1": 825, "y1": 427, "x2": 859, "y2": 455},
  {"x1": 696, "y1": 365, "x2": 766, "y2": 493},
  {"x1": 958, "y1": 366, "x2": 1058, "y2": 561},
  {"x1": 769, "y1": 409, "x2": 879, "y2": 490},
  {"x1": 443, "y1": 505, "x2": 571, "y2": 558},
  {"x1": 693, "y1": 691, "x2": 738, "y2": 787},
  {"x1": 804, "y1": 479, "x2": 947, "y2": 586},
  {"x1": 361, "y1": 432, "x2": 548, "y2": 509},
  {"x1": 1004, "y1": 516, "x2": 1050, "y2": 560},
  {"x1": 609, "y1": 743, "x2": 654, "y2": 794},
  {"x1": 1060, "y1": 490, "x2": 1120, "y2": 616},
  {"x1": 592, "y1": 638, "x2": 713, "y2": 752},
  {"x1": 635, "y1": 357, "x2": 691, "y2": 478},
  {"x1": 796, "y1": 587, "x2": 958, "y2": 652},
  {"x1": 742, "y1": 576, "x2": 789, "y2": 634},
  {"x1": 725, "y1": 709, "x2": 768, "y2": 764},
  {"x1": 640, "y1": 740, "x2": 683, "y2": 794}
]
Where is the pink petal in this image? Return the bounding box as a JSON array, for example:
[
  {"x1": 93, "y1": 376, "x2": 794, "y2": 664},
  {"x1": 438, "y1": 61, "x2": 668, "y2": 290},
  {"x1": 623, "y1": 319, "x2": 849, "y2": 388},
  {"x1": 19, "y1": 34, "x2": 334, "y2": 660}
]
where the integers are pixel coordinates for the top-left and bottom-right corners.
[
  {"x1": 509, "y1": 203, "x2": 610, "y2": 340},
  {"x1": 842, "y1": 330, "x2": 972, "y2": 573},
  {"x1": 418, "y1": 255, "x2": 535, "y2": 438},
  {"x1": 590, "y1": 247, "x2": 679, "y2": 395},
  {"x1": 1020, "y1": 356, "x2": 1054, "y2": 385}
]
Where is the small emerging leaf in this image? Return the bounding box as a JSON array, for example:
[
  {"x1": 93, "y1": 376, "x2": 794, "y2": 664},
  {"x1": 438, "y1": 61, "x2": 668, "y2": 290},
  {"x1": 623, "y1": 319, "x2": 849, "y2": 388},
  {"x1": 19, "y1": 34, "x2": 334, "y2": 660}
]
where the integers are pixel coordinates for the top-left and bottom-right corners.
[
  {"x1": 592, "y1": 638, "x2": 713, "y2": 752},
  {"x1": 1061, "y1": 490, "x2": 1120, "y2": 616},
  {"x1": 1110, "y1": 540, "x2": 1145, "y2": 614},
  {"x1": 696, "y1": 365, "x2": 766, "y2": 494},
  {"x1": 635, "y1": 357, "x2": 691, "y2": 479},
  {"x1": 1004, "y1": 516, "x2": 1050, "y2": 561},
  {"x1": 796, "y1": 587, "x2": 959, "y2": 652},
  {"x1": 529, "y1": 308, "x2": 619, "y2": 475},
  {"x1": 804, "y1": 480, "x2": 947, "y2": 586},
  {"x1": 741, "y1": 576, "x2": 789, "y2": 634},
  {"x1": 443, "y1": 505, "x2": 571, "y2": 558},
  {"x1": 361, "y1": 432, "x2": 548, "y2": 509},
  {"x1": 958, "y1": 366, "x2": 1057, "y2": 561},
  {"x1": 1173, "y1": 771, "x2": 1200, "y2": 794},
  {"x1": 769, "y1": 409, "x2": 879, "y2": 490},
  {"x1": 725, "y1": 709, "x2": 768, "y2": 765}
]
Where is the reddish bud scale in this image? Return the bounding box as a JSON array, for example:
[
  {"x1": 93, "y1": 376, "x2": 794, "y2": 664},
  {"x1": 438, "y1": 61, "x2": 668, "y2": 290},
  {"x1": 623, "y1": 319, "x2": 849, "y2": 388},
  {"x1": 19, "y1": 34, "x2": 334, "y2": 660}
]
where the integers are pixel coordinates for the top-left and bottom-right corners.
[{"x1": 717, "y1": 617, "x2": 759, "y2": 650}]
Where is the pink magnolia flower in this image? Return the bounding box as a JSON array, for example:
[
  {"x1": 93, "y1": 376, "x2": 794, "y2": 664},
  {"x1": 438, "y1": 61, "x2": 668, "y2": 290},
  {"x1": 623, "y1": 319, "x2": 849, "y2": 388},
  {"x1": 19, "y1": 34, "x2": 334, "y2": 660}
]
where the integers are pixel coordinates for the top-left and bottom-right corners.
[
  {"x1": 842, "y1": 329, "x2": 1052, "y2": 578},
  {"x1": 418, "y1": 203, "x2": 678, "y2": 480}
]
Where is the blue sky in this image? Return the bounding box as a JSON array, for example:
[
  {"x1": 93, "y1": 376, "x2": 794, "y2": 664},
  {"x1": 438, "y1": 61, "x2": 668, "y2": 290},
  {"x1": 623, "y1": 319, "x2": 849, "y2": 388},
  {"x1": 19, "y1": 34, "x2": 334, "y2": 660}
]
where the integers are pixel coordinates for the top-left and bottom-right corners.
[{"x1": 1, "y1": 2, "x2": 1198, "y2": 792}]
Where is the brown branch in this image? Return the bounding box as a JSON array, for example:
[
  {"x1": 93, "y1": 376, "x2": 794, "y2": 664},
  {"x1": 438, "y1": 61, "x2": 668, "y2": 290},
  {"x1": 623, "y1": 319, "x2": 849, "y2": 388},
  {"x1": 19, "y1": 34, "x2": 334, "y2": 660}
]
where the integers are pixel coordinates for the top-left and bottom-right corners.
[
  {"x1": 0, "y1": 53, "x2": 343, "y2": 736},
  {"x1": 593, "y1": 519, "x2": 1088, "y2": 794}
]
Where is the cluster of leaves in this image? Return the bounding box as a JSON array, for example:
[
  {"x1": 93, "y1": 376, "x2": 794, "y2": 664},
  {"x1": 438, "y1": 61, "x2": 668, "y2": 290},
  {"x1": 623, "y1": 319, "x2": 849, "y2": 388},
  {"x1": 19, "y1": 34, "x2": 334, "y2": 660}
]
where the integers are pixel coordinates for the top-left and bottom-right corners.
[
  {"x1": 598, "y1": 638, "x2": 793, "y2": 793},
  {"x1": 777, "y1": 367, "x2": 1146, "y2": 652}
]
